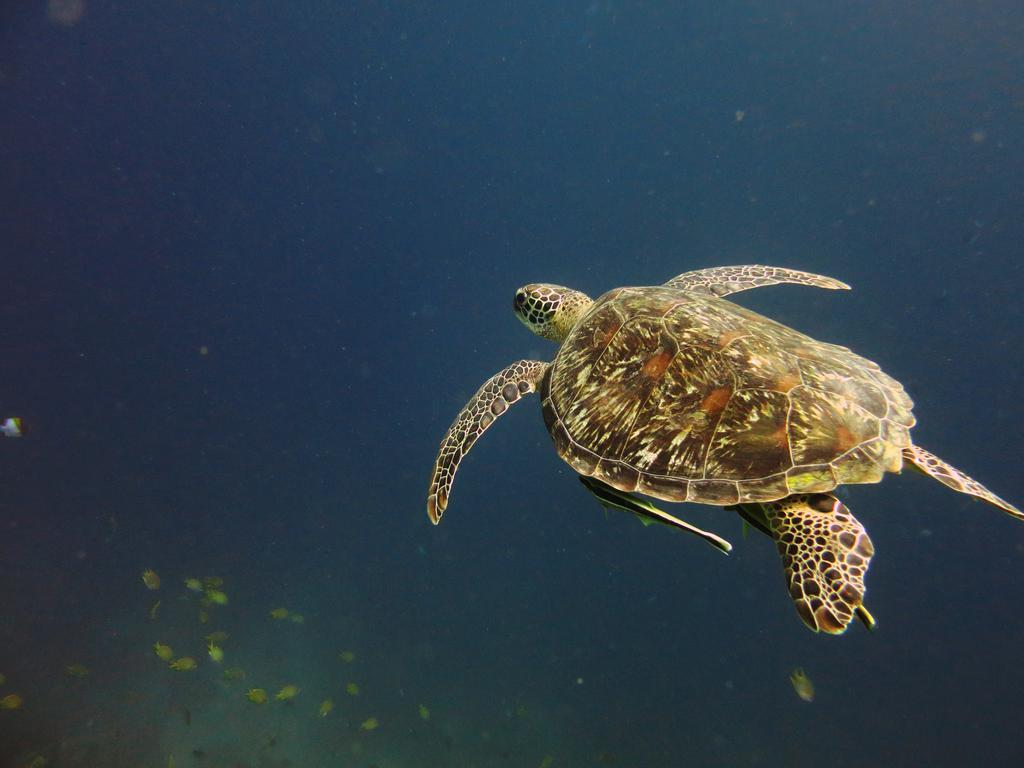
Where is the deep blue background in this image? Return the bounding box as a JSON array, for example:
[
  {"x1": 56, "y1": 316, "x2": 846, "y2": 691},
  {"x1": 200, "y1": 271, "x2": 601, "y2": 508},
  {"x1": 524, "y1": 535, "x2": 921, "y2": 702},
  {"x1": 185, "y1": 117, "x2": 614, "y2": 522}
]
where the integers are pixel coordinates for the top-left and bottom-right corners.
[{"x1": 1, "y1": 1, "x2": 1023, "y2": 766}]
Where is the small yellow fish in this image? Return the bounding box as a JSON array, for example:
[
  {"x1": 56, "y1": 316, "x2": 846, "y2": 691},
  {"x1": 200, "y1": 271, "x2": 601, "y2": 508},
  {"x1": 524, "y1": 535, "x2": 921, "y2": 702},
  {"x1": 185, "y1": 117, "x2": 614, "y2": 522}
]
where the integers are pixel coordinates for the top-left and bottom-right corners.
[
  {"x1": 0, "y1": 417, "x2": 23, "y2": 438},
  {"x1": 790, "y1": 668, "x2": 815, "y2": 703},
  {"x1": 202, "y1": 576, "x2": 223, "y2": 589},
  {"x1": 345, "y1": 682, "x2": 360, "y2": 696},
  {"x1": 205, "y1": 630, "x2": 229, "y2": 643},
  {"x1": 207, "y1": 642, "x2": 224, "y2": 663},
  {"x1": 198, "y1": 610, "x2": 209, "y2": 624},
  {"x1": 64, "y1": 663, "x2": 90, "y2": 678},
  {"x1": 319, "y1": 698, "x2": 334, "y2": 718},
  {"x1": 154, "y1": 642, "x2": 174, "y2": 661},
  {"x1": 24, "y1": 755, "x2": 47, "y2": 768},
  {"x1": 142, "y1": 569, "x2": 161, "y2": 590},
  {"x1": 275, "y1": 684, "x2": 300, "y2": 701},
  {"x1": 246, "y1": 688, "x2": 268, "y2": 704},
  {"x1": 223, "y1": 667, "x2": 246, "y2": 681},
  {"x1": 338, "y1": 650, "x2": 356, "y2": 663},
  {"x1": 184, "y1": 578, "x2": 203, "y2": 592},
  {"x1": 169, "y1": 657, "x2": 197, "y2": 671},
  {"x1": 269, "y1": 608, "x2": 289, "y2": 620},
  {"x1": 360, "y1": 716, "x2": 379, "y2": 731},
  {"x1": 539, "y1": 756, "x2": 554, "y2": 768},
  {"x1": 0, "y1": 693, "x2": 23, "y2": 709},
  {"x1": 205, "y1": 589, "x2": 228, "y2": 606},
  {"x1": 288, "y1": 613, "x2": 304, "y2": 624},
  {"x1": 149, "y1": 600, "x2": 161, "y2": 620},
  {"x1": 418, "y1": 704, "x2": 430, "y2": 721}
]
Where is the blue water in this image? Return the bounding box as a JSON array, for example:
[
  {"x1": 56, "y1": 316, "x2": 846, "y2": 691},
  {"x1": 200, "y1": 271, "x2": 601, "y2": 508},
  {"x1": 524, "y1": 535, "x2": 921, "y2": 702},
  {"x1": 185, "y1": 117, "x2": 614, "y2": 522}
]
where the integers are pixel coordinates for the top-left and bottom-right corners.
[{"x1": 2, "y1": 2, "x2": 1023, "y2": 766}]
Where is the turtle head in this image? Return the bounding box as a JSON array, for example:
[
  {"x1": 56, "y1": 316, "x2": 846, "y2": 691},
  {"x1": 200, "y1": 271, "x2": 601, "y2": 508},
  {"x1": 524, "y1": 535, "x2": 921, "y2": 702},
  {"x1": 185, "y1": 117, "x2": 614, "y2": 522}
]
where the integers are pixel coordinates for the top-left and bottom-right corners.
[{"x1": 513, "y1": 284, "x2": 593, "y2": 343}]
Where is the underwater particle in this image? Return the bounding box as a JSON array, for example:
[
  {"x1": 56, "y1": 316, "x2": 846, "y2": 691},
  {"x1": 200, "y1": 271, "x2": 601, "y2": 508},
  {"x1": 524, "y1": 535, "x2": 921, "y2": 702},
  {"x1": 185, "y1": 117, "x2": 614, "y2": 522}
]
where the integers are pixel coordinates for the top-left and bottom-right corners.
[
  {"x1": 142, "y1": 570, "x2": 161, "y2": 590},
  {"x1": 418, "y1": 704, "x2": 430, "y2": 721},
  {"x1": 275, "y1": 684, "x2": 300, "y2": 701},
  {"x1": 223, "y1": 667, "x2": 246, "y2": 681},
  {"x1": 205, "y1": 589, "x2": 228, "y2": 606},
  {"x1": 184, "y1": 578, "x2": 203, "y2": 592},
  {"x1": 169, "y1": 657, "x2": 197, "y2": 671},
  {"x1": 64, "y1": 664, "x2": 90, "y2": 678},
  {"x1": 269, "y1": 608, "x2": 289, "y2": 620},
  {"x1": 0, "y1": 693, "x2": 23, "y2": 709},
  {"x1": 199, "y1": 345, "x2": 209, "y2": 356},
  {"x1": 246, "y1": 688, "x2": 268, "y2": 704},
  {"x1": 970, "y1": 129, "x2": 987, "y2": 144},
  {"x1": 734, "y1": 110, "x2": 745, "y2": 122},
  {"x1": 207, "y1": 642, "x2": 224, "y2": 663},
  {"x1": 789, "y1": 668, "x2": 815, "y2": 702},
  {"x1": 154, "y1": 642, "x2": 174, "y2": 661},
  {"x1": 345, "y1": 682, "x2": 360, "y2": 696},
  {"x1": 288, "y1": 613, "x2": 305, "y2": 624},
  {"x1": 360, "y1": 716, "x2": 379, "y2": 731},
  {"x1": 47, "y1": 0, "x2": 86, "y2": 27},
  {"x1": 319, "y1": 698, "x2": 334, "y2": 718},
  {"x1": 1, "y1": 417, "x2": 24, "y2": 437},
  {"x1": 339, "y1": 650, "x2": 356, "y2": 663},
  {"x1": 575, "y1": 677, "x2": 584, "y2": 685},
  {"x1": 149, "y1": 600, "x2": 161, "y2": 620}
]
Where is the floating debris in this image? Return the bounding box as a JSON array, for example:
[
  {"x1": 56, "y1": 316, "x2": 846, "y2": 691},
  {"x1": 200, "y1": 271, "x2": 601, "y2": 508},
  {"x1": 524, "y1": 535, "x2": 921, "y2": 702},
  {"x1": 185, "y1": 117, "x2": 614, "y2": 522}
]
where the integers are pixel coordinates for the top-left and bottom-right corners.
[
  {"x1": 142, "y1": 570, "x2": 161, "y2": 590},
  {"x1": 0, "y1": 693, "x2": 23, "y2": 709},
  {"x1": 269, "y1": 608, "x2": 289, "y2": 620},
  {"x1": 246, "y1": 688, "x2": 268, "y2": 704},
  {"x1": 275, "y1": 684, "x2": 300, "y2": 701},
  {"x1": 205, "y1": 589, "x2": 228, "y2": 606},
  {"x1": 338, "y1": 650, "x2": 356, "y2": 663},
  {"x1": 789, "y1": 668, "x2": 815, "y2": 702},
  {"x1": 169, "y1": 657, "x2": 197, "y2": 671},
  {"x1": 418, "y1": 704, "x2": 430, "y2": 721},
  {"x1": 64, "y1": 664, "x2": 90, "y2": 678},
  {"x1": 360, "y1": 716, "x2": 379, "y2": 731},
  {"x1": 319, "y1": 698, "x2": 334, "y2": 718},
  {"x1": 345, "y1": 682, "x2": 360, "y2": 696},
  {"x1": 207, "y1": 642, "x2": 224, "y2": 664},
  {"x1": 154, "y1": 642, "x2": 174, "y2": 661}
]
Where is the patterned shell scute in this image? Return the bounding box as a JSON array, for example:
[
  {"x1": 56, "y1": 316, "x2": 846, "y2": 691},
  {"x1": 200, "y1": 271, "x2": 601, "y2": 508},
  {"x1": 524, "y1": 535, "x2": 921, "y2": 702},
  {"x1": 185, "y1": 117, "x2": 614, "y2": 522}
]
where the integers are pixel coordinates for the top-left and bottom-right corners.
[{"x1": 542, "y1": 286, "x2": 916, "y2": 505}]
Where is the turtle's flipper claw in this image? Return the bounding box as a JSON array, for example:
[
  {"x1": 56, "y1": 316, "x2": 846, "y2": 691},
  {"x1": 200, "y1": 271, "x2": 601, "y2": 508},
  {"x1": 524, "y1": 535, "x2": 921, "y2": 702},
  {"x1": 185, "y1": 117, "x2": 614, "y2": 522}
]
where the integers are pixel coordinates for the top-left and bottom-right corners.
[{"x1": 427, "y1": 360, "x2": 549, "y2": 524}]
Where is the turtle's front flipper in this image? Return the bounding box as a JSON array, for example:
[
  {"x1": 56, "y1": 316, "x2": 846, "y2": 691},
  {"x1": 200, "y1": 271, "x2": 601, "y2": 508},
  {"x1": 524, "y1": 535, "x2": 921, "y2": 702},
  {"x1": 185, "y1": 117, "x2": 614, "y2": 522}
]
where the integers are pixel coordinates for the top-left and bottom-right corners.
[
  {"x1": 579, "y1": 476, "x2": 732, "y2": 554},
  {"x1": 664, "y1": 265, "x2": 850, "y2": 296},
  {"x1": 427, "y1": 360, "x2": 549, "y2": 524},
  {"x1": 737, "y1": 494, "x2": 875, "y2": 635},
  {"x1": 903, "y1": 445, "x2": 1023, "y2": 521}
]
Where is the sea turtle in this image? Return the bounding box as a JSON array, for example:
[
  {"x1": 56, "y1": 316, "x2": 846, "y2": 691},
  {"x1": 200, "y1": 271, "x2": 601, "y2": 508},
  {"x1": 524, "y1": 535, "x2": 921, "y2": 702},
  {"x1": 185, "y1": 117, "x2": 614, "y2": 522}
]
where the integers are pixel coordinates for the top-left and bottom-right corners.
[{"x1": 426, "y1": 265, "x2": 1021, "y2": 634}]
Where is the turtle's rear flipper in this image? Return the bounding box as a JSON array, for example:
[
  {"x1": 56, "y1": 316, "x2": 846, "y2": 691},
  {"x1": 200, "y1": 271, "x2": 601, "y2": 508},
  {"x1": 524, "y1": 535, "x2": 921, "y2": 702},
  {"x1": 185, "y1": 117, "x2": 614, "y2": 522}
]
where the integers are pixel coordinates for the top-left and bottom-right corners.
[
  {"x1": 903, "y1": 445, "x2": 1023, "y2": 521},
  {"x1": 427, "y1": 360, "x2": 549, "y2": 524},
  {"x1": 579, "y1": 476, "x2": 732, "y2": 555},
  {"x1": 737, "y1": 494, "x2": 875, "y2": 635}
]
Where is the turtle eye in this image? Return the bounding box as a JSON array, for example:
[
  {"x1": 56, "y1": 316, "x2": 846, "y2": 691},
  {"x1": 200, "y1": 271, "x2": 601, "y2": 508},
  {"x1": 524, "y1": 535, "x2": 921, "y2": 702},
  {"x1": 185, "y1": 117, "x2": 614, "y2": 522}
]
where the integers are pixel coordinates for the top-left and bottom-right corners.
[{"x1": 514, "y1": 291, "x2": 526, "y2": 308}]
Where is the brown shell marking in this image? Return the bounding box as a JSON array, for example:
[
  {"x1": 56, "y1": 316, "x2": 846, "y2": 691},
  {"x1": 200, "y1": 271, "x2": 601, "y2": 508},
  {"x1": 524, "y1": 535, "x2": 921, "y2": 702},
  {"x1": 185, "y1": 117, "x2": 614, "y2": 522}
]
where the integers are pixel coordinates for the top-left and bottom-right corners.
[{"x1": 542, "y1": 286, "x2": 915, "y2": 505}]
